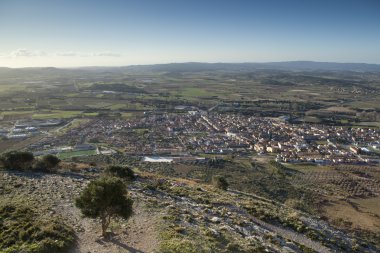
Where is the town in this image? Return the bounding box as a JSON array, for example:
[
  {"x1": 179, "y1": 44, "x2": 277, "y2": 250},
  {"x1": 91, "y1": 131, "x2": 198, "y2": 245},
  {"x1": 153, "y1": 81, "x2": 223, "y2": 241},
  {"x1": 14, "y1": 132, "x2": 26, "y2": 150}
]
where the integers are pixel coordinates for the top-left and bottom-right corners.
[{"x1": 2, "y1": 110, "x2": 378, "y2": 165}]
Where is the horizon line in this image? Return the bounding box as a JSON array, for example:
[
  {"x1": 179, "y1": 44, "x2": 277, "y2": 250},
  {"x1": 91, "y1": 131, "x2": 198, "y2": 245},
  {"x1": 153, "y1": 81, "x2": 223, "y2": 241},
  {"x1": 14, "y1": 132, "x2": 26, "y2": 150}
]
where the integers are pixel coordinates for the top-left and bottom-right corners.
[{"x1": 1, "y1": 60, "x2": 380, "y2": 69}]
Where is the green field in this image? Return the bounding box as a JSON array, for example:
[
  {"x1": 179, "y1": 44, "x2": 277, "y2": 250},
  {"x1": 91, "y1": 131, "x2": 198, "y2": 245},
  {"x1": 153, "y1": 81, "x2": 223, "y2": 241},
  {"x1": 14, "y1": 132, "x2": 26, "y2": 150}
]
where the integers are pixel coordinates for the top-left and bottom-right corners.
[
  {"x1": 179, "y1": 87, "x2": 213, "y2": 98},
  {"x1": 32, "y1": 110, "x2": 98, "y2": 119}
]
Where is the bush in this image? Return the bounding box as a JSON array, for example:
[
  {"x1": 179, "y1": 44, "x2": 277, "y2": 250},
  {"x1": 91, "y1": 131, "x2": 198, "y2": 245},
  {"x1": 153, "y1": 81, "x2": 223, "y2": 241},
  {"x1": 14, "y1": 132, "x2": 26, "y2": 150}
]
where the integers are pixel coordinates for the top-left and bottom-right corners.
[
  {"x1": 145, "y1": 178, "x2": 171, "y2": 191},
  {"x1": 212, "y1": 175, "x2": 229, "y2": 190},
  {"x1": 32, "y1": 160, "x2": 49, "y2": 172},
  {"x1": 41, "y1": 154, "x2": 61, "y2": 169},
  {"x1": 32, "y1": 155, "x2": 61, "y2": 172},
  {"x1": 1, "y1": 152, "x2": 60, "y2": 172},
  {"x1": 0, "y1": 151, "x2": 34, "y2": 171},
  {"x1": 105, "y1": 165, "x2": 135, "y2": 180}
]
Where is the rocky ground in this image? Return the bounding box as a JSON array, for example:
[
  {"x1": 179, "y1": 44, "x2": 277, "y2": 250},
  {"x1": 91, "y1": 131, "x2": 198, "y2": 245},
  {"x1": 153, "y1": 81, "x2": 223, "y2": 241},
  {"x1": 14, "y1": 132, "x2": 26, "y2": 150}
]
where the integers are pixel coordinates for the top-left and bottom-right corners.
[
  {"x1": 1, "y1": 172, "x2": 159, "y2": 253},
  {"x1": 1, "y1": 170, "x2": 379, "y2": 253}
]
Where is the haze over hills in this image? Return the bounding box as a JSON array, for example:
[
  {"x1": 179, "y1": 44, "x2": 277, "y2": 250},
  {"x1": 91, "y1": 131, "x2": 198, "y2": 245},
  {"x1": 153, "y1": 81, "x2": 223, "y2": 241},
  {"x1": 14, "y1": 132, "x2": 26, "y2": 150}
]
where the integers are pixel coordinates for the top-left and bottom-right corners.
[
  {"x1": 124, "y1": 61, "x2": 380, "y2": 72},
  {"x1": 1, "y1": 61, "x2": 380, "y2": 80}
]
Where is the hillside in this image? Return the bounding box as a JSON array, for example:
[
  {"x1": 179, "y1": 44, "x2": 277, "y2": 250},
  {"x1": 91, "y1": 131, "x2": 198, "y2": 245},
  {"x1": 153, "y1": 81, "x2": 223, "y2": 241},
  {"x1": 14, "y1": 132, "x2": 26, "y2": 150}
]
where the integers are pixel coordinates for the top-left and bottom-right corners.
[{"x1": 1, "y1": 168, "x2": 379, "y2": 253}]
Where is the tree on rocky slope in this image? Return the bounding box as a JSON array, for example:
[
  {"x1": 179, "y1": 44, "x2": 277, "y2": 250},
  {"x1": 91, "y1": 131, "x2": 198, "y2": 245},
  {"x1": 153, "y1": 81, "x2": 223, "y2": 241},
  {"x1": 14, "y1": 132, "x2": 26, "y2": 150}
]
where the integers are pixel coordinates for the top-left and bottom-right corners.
[{"x1": 75, "y1": 177, "x2": 133, "y2": 238}]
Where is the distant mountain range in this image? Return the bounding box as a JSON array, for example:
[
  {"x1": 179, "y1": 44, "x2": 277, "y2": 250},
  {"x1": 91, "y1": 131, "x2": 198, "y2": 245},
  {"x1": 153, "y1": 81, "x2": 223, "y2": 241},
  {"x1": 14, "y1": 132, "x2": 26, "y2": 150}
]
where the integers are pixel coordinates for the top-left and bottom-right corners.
[
  {"x1": 1, "y1": 61, "x2": 380, "y2": 79},
  {"x1": 124, "y1": 61, "x2": 380, "y2": 72}
]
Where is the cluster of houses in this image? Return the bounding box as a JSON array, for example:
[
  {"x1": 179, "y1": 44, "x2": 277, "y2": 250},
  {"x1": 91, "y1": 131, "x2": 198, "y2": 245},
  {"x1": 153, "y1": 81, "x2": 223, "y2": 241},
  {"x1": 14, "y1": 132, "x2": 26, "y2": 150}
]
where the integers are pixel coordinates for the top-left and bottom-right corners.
[
  {"x1": 23, "y1": 112, "x2": 380, "y2": 164},
  {"x1": 201, "y1": 113, "x2": 379, "y2": 164}
]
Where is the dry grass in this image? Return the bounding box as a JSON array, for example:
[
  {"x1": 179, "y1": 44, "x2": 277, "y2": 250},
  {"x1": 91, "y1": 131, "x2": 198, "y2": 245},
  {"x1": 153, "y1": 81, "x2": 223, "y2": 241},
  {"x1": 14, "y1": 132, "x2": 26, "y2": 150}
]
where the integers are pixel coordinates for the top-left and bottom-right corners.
[
  {"x1": 351, "y1": 197, "x2": 380, "y2": 217},
  {"x1": 323, "y1": 198, "x2": 380, "y2": 233}
]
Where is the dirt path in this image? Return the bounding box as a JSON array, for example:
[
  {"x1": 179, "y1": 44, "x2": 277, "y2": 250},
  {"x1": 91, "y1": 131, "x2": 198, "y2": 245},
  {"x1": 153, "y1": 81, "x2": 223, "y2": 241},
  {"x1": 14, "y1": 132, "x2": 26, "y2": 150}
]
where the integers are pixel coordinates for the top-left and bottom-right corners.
[{"x1": 123, "y1": 200, "x2": 160, "y2": 252}]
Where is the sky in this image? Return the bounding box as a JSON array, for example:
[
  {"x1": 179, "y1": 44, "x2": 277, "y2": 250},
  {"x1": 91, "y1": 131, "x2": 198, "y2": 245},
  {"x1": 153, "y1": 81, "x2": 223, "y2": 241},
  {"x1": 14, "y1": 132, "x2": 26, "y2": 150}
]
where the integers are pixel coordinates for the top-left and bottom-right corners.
[{"x1": 0, "y1": 0, "x2": 379, "y2": 67}]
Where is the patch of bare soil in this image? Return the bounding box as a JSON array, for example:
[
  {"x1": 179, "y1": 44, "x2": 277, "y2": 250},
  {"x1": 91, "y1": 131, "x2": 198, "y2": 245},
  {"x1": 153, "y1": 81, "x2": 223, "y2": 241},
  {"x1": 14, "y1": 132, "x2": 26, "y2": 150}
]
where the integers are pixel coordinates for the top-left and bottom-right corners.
[
  {"x1": 323, "y1": 198, "x2": 380, "y2": 232},
  {"x1": 68, "y1": 200, "x2": 160, "y2": 253}
]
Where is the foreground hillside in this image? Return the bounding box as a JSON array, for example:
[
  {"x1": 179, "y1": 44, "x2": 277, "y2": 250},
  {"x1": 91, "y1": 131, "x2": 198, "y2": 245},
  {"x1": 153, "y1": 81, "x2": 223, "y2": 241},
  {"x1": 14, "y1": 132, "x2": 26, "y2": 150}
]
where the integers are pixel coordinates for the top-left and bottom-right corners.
[{"x1": 1, "y1": 168, "x2": 379, "y2": 253}]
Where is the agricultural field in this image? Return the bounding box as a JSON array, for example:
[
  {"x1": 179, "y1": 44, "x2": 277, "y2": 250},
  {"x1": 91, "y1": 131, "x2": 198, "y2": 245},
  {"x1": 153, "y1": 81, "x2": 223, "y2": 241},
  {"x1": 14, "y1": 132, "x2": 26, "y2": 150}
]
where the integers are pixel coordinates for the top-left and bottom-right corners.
[
  {"x1": 287, "y1": 164, "x2": 380, "y2": 233},
  {"x1": 0, "y1": 66, "x2": 379, "y2": 125}
]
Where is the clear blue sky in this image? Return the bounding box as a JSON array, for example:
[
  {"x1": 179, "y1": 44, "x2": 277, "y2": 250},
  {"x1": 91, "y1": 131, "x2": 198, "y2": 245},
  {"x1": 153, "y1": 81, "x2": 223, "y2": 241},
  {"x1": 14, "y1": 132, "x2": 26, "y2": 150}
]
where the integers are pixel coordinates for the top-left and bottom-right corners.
[{"x1": 0, "y1": 0, "x2": 379, "y2": 67}]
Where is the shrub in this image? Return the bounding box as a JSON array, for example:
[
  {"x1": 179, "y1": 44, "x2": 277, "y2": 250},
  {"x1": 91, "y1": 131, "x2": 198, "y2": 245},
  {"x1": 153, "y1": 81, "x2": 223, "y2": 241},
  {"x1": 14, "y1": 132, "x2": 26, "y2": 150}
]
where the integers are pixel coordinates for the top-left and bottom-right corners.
[
  {"x1": 145, "y1": 179, "x2": 170, "y2": 191},
  {"x1": 212, "y1": 175, "x2": 229, "y2": 190},
  {"x1": 33, "y1": 155, "x2": 61, "y2": 172},
  {"x1": 41, "y1": 154, "x2": 61, "y2": 169},
  {"x1": 0, "y1": 151, "x2": 34, "y2": 171},
  {"x1": 105, "y1": 165, "x2": 135, "y2": 180}
]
